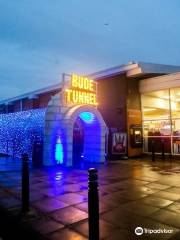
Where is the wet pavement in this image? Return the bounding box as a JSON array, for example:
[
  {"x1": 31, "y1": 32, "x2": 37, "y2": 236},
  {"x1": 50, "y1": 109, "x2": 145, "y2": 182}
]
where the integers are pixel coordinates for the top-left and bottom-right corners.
[
  {"x1": 0, "y1": 157, "x2": 23, "y2": 172},
  {"x1": 0, "y1": 157, "x2": 180, "y2": 239}
]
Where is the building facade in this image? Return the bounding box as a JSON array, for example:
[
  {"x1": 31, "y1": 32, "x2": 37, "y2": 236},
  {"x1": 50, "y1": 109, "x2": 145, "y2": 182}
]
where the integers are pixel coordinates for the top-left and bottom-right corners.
[{"x1": 1, "y1": 62, "x2": 180, "y2": 166}]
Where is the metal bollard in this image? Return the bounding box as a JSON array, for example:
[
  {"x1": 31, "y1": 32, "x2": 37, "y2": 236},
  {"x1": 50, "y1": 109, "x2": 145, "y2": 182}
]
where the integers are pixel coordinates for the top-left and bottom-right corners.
[
  {"x1": 88, "y1": 168, "x2": 99, "y2": 240},
  {"x1": 151, "y1": 140, "x2": 155, "y2": 162},
  {"x1": 22, "y1": 153, "x2": 30, "y2": 213},
  {"x1": 161, "y1": 139, "x2": 165, "y2": 160}
]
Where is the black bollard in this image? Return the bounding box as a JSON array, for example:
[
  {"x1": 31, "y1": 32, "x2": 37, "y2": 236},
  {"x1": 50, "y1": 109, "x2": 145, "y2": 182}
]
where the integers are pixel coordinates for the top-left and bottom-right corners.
[
  {"x1": 161, "y1": 139, "x2": 165, "y2": 160},
  {"x1": 88, "y1": 168, "x2": 99, "y2": 240},
  {"x1": 22, "y1": 153, "x2": 30, "y2": 213},
  {"x1": 151, "y1": 140, "x2": 155, "y2": 162}
]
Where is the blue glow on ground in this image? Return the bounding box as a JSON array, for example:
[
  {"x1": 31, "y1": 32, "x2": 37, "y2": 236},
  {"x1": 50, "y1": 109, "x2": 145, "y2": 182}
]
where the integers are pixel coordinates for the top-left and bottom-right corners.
[
  {"x1": 55, "y1": 136, "x2": 63, "y2": 164},
  {"x1": 79, "y1": 112, "x2": 95, "y2": 124}
]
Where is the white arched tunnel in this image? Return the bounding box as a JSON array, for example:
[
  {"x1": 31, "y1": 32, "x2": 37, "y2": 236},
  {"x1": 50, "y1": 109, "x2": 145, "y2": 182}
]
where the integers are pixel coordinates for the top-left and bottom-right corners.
[{"x1": 44, "y1": 103, "x2": 108, "y2": 167}]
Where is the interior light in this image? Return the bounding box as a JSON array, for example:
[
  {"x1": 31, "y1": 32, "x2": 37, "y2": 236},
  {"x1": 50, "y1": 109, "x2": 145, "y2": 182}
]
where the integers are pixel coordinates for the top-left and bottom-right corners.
[
  {"x1": 55, "y1": 136, "x2": 64, "y2": 164},
  {"x1": 171, "y1": 102, "x2": 177, "y2": 110},
  {"x1": 79, "y1": 112, "x2": 95, "y2": 124},
  {"x1": 158, "y1": 100, "x2": 165, "y2": 108},
  {"x1": 175, "y1": 91, "x2": 180, "y2": 96},
  {"x1": 143, "y1": 108, "x2": 156, "y2": 112}
]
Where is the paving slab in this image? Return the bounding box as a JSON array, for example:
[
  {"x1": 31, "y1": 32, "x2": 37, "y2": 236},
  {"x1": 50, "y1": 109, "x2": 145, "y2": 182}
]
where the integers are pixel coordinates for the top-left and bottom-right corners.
[
  {"x1": 49, "y1": 206, "x2": 88, "y2": 225},
  {"x1": 0, "y1": 157, "x2": 180, "y2": 240}
]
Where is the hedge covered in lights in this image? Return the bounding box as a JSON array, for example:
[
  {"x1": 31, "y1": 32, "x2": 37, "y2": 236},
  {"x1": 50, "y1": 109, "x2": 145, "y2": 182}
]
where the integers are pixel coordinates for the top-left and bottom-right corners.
[{"x1": 0, "y1": 108, "x2": 46, "y2": 158}]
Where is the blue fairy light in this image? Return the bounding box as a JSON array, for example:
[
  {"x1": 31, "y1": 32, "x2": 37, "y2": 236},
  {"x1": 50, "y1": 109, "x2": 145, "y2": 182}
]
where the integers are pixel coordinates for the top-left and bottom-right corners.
[{"x1": 0, "y1": 108, "x2": 46, "y2": 159}]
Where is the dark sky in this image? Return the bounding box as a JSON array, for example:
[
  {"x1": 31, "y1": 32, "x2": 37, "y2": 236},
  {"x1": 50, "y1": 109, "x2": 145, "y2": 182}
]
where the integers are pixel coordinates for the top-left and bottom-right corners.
[{"x1": 0, "y1": 1, "x2": 180, "y2": 100}]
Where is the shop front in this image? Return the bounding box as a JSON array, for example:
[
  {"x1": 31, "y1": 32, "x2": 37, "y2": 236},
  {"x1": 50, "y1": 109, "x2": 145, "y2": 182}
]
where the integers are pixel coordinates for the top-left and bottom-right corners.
[{"x1": 140, "y1": 73, "x2": 180, "y2": 156}]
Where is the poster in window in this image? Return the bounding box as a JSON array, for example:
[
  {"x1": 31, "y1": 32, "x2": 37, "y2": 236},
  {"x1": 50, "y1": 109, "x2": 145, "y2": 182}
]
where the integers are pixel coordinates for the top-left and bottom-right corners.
[{"x1": 112, "y1": 133, "x2": 127, "y2": 154}]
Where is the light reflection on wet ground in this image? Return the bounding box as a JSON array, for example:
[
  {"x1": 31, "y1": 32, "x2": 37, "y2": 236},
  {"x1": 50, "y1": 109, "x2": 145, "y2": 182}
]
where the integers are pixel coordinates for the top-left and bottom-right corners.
[{"x1": 0, "y1": 157, "x2": 180, "y2": 239}]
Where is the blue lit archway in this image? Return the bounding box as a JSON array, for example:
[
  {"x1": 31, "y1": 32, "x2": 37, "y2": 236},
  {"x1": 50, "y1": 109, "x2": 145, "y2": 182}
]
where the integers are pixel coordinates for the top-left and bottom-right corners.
[
  {"x1": 72, "y1": 111, "x2": 101, "y2": 165},
  {"x1": 44, "y1": 95, "x2": 107, "y2": 167}
]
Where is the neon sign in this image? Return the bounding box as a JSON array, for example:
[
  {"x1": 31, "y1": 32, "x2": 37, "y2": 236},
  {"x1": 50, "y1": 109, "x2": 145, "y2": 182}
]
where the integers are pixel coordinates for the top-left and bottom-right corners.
[{"x1": 65, "y1": 74, "x2": 98, "y2": 106}]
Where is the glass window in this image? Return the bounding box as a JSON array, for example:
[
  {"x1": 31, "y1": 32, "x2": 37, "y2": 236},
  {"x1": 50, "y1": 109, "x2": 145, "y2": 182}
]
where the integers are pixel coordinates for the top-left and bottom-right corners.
[
  {"x1": 170, "y1": 88, "x2": 180, "y2": 154},
  {"x1": 142, "y1": 90, "x2": 171, "y2": 153},
  {"x1": 141, "y1": 88, "x2": 180, "y2": 155},
  {"x1": 170, "y1": 88, "x2": 180, "y2": 119},
  {"x1": 172, "y1": 119, "x2": 180, "y2": 154},
  {"x1": 143, "y1": 120, "x2": 171, "y2": 153},
  {"x1": 141, "y1": 90, "x2": 170, "y2": 121}
]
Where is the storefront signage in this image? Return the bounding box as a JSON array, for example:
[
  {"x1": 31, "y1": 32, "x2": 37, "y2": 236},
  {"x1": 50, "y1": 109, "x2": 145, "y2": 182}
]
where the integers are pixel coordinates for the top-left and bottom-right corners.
[
  {"x1": 65, "y1": 74, "x2": 98, "y2": 106},
  {"x1": 112, "y1": 132, "x2": 127, "y2": 154}
]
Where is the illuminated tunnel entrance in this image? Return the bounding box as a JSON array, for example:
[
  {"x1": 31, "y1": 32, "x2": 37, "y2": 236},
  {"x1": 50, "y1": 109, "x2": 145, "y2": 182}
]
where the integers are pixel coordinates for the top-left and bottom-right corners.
[
  {"x1": 44, "y1": 101, "x2": 107, "y2": 167},
  {"x1": 73, "y1": 112, "x2": 101, "y2": 165}
]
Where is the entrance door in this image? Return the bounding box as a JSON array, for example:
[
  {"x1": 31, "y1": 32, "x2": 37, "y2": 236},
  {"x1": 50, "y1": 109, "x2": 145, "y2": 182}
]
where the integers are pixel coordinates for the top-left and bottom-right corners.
[{"x1": 73, "y1": 118, "x2": 84, "y2": 165}]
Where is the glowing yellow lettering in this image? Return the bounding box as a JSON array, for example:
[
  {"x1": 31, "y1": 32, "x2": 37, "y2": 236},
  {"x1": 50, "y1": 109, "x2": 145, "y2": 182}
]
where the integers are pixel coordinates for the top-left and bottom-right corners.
[
  {"x1": 72, "y1": 90, "x2": 79, "y2": 103},
  {"x1": 71, "y1": 74, "x2": 96, "y2": 91},
  {"x1": 72, "y1": 74, "x2": 78, "y2": 88},
  {"x1": 66, "y1": 89, "x2": 72, "y2": 102},
  {"x1": 65, "y1": 74, "x2": 98, "y2": 106}
]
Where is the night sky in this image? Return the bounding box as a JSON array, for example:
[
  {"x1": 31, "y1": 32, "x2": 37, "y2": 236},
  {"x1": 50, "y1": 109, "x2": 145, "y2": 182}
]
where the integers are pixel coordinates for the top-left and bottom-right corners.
[{"x1": 0, "y1": 1, "x2": 180, "y2": 100}]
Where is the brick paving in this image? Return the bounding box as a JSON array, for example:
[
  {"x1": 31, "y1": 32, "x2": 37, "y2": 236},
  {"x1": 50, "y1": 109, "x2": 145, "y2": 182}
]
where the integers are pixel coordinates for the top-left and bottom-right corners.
[{"x1": 0, "y1": 157, "x2": 180, "y2": 239}]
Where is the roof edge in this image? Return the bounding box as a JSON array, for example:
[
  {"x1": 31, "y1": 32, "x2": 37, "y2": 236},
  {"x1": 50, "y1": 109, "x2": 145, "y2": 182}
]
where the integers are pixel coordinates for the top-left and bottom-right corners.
[{"x1": 1, "y1": 61, "x2": 180, "y2": 105}]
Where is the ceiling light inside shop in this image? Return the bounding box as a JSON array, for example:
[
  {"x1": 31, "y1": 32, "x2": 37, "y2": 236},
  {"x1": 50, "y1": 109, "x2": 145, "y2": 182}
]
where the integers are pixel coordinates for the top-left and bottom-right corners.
[
  {"x1": 171, "y1": 102, "x2": 177, "y2": 110},
  {"x1": 143, "y1": 108, "x2": 156, "y2": 112}
]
